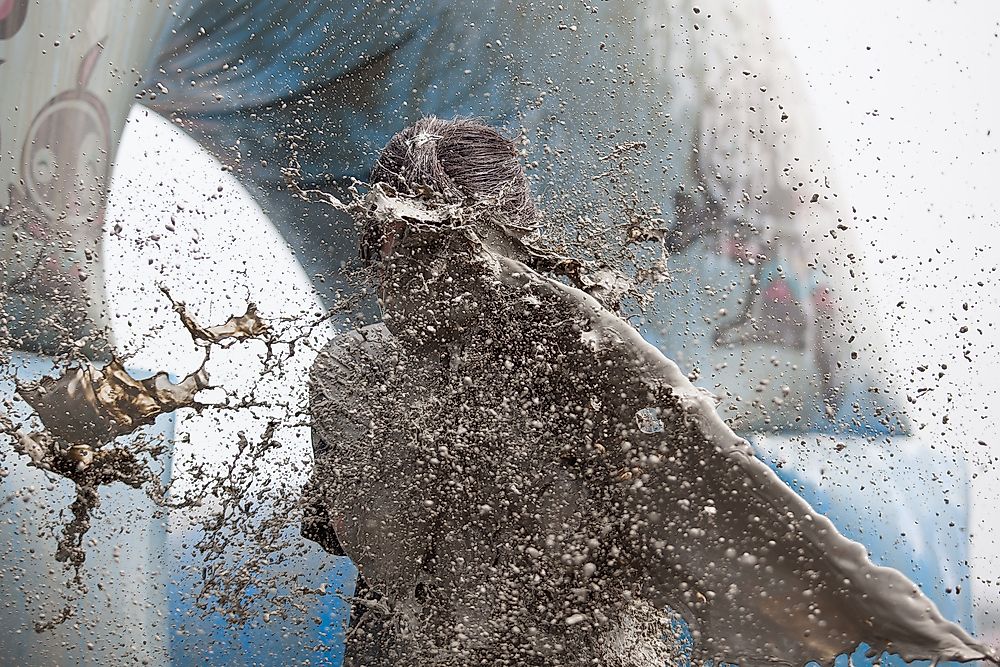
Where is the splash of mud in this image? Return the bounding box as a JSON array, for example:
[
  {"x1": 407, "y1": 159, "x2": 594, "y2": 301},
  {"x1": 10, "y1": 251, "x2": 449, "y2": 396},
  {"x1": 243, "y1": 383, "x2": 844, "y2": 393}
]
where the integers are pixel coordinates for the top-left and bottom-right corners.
[{"x1": 0, "y1": 291, "x2": 272, "y2": 628}]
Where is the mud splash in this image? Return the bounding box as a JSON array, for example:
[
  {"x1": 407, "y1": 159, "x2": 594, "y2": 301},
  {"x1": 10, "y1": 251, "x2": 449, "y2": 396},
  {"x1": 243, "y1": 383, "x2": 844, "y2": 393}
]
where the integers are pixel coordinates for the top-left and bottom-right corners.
[{"x1": 0, "y1": 291, "x2": 271, "y2": 621}]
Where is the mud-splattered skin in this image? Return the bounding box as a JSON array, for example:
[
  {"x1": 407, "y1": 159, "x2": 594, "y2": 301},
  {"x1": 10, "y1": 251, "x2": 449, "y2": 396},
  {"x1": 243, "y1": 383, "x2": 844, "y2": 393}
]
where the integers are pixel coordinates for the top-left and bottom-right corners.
[
  {"x1": 311, "y1": 230, "x2": 689, "y2": 666},
  {"x1": 307, "y1": 193, "x2": 997, "y2": 666}
]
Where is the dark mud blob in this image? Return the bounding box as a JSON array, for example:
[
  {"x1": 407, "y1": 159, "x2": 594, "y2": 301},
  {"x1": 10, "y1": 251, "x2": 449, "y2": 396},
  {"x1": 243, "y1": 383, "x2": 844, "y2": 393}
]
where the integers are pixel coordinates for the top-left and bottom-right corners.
[
  {"x1": 6, "y1": 408, "x2": 167, "y2": 594},
  {"x1": 52, "y1": 442, "x2": 154, "y2": 577},
  {"x1": 304, "y1": 118, "x2": 998, "y2": 666}
]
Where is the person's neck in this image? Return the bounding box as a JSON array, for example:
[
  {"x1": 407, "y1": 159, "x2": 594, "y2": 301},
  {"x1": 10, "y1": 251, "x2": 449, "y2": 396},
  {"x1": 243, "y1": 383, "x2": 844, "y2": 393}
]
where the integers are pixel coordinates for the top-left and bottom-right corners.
[{"x1": 379, "y1": 250, "x2": 484, "y2": 351}]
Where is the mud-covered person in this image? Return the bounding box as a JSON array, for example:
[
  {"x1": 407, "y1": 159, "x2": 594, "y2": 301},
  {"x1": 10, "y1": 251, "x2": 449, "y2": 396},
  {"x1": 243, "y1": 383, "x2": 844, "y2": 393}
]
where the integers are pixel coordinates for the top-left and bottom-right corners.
[
  {"x1": 302, "y1": 118, "x2": 995, "y2": 667},
  {"x1": 301, "y1": 117, "x2": 679, "y2": 666}
]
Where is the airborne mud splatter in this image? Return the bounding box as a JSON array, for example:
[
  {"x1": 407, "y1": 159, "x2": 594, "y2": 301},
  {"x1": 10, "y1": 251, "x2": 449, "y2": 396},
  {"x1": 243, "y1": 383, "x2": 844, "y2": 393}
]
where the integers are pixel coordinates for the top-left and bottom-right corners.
[
  {"x1": 0, "y1": 111, "x2": 995, "y2": 664},
  {"x1": 0, "y1": 293, "x2": 274, "y2": 624}
]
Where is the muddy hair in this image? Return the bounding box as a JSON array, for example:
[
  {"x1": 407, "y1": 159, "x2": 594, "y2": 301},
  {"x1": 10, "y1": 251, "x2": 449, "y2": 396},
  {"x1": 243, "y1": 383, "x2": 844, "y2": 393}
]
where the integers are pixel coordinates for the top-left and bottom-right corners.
[
  {"x1": 361, "y1": 118, "x2": 533, "y2": 254},
  {"x1": 363, "y1": 117, "x2": 589, "y2": 288},
  {"x1": 371, "y1": 117, "x2": 535, "y2": 221}
]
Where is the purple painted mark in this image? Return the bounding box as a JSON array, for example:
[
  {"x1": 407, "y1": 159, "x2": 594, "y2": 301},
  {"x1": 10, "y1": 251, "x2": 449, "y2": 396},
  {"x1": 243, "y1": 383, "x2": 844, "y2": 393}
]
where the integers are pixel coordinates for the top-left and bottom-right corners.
[{"x1": 0, "y1": 0, "x2": 28, "y2": 39}]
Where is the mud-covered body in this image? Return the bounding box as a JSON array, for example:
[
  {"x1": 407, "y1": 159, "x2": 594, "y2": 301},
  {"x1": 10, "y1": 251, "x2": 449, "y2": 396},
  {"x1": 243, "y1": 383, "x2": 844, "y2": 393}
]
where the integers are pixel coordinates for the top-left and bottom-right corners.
[{"x1": 305, "y1": 220, "x2": 995, "y2": 666}]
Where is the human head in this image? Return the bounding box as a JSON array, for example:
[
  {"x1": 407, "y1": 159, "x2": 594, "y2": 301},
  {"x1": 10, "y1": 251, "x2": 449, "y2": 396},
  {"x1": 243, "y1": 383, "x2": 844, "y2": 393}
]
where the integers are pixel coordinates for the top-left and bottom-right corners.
[{"x1": 362, "y1": 117, "x2": 536, "y2": 263}]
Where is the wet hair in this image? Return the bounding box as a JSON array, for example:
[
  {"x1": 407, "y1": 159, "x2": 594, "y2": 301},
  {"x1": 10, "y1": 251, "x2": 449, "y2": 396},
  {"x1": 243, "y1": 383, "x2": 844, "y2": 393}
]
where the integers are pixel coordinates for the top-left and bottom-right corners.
[{"x1": 363, "y1": 117, "x2": 536, "y2": 261}]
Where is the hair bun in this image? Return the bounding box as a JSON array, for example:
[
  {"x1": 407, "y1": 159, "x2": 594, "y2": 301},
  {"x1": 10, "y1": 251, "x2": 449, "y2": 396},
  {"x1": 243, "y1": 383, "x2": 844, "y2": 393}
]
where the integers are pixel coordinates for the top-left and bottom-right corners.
[{"x1": 370, "y1": 117, "x2": 536, "y2": 227}]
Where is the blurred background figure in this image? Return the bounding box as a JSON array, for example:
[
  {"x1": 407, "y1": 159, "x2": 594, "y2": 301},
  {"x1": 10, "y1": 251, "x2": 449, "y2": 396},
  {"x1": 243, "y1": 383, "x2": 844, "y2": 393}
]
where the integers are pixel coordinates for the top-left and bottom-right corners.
[{"x1": 0, "y1": 0, "x2": 988, "y2": 664}]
